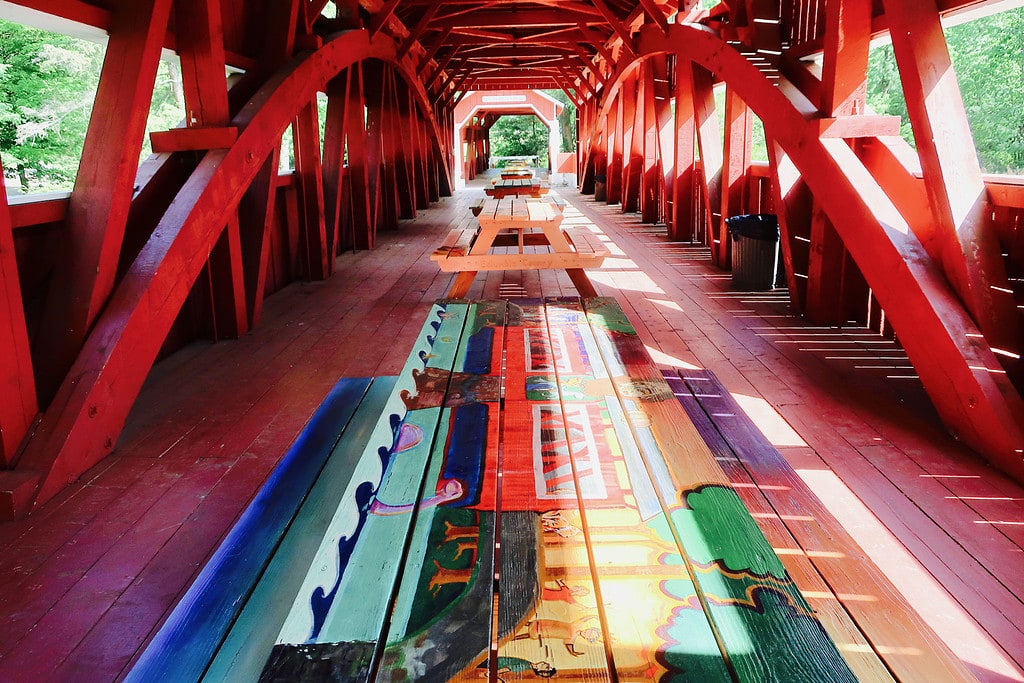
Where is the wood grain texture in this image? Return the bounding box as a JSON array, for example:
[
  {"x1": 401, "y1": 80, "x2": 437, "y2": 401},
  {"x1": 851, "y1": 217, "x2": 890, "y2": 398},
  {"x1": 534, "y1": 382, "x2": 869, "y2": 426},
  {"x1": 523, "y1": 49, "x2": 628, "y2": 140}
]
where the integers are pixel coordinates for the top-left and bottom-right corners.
[
  {"x1": 498, "y1": 298, "x2": 611, "y2": 681},
  {"x1": 544, "y1": 298, "x2": 731, "y2": 681},
  {"x1": 125, "y1": 377, "x2": 373, "y2": 683},
  {"x1": 583, "y1": 297, "x2": 858, "y2": 682}
]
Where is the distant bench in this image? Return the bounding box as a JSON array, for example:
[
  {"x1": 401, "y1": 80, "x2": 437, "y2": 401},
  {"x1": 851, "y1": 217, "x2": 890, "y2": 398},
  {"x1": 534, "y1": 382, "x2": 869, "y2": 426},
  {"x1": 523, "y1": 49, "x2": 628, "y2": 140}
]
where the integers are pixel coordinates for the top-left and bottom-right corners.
[
  {"x1": 432, "y1": 197, "x2": 607, "y2": 297},
  {"x1": 484, "y1": 178, "x2": 547, "y2": 198}
]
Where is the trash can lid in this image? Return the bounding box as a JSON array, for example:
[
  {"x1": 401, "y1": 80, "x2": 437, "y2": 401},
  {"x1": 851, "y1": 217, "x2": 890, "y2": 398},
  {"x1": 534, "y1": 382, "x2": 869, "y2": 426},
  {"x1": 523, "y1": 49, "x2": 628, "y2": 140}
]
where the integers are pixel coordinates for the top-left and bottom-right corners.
[{"x1": 726, "y1": 213, "x2": 779, "y2": 241}]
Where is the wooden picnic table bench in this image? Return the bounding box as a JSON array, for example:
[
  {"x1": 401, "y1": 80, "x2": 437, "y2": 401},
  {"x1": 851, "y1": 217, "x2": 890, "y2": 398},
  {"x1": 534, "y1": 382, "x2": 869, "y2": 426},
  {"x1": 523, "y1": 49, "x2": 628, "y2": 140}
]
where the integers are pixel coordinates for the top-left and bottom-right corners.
[
  {"x1": 126, "y1": 298, "x2": 871, "y2": 683},
  {"x1": 484, "y1": 177, "x2": 547, "y2": 198},
  {"x1": 431, "y1": 197, "x2": 607, "y2": 298},
  {"x1": 500, "y1": 168, "x2": 534, "y2": 180}
]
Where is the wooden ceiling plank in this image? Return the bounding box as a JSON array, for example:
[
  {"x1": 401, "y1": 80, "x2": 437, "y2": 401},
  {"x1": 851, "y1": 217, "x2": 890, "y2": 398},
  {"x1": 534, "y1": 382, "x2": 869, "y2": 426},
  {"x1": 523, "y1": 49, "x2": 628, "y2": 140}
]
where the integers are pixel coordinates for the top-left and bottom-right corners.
[
  {"x1": 398, "y1": 3, "x2": 440, "y2": 58},
  {"x1": 638, "y1": 0, "x2": 670, "y2": 33},
  {"x1": 367, "y1": 0, "x2": 401, "y2": 36},
  {"x1": 419, "y1": 26, "x2": 453, "y2": 71}
]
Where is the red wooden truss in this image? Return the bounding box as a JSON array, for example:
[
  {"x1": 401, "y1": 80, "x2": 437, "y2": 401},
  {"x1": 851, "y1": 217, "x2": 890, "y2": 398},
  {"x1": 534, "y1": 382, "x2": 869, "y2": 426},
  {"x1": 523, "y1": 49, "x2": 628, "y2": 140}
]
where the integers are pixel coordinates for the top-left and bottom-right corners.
[{"x1": 1, "y1": 0, "x2": 1023, "y2": 516}]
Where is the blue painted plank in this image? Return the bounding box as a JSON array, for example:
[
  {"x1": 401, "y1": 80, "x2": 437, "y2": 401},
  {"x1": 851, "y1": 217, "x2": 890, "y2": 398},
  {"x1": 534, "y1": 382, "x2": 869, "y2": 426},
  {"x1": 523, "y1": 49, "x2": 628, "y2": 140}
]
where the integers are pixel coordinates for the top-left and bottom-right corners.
[
  {"x1": 125, "y1": 377, "x2": 374, "y2": 683},
  {"x1": 202, "y1": 376, "x2": 399, "y2": 682}
]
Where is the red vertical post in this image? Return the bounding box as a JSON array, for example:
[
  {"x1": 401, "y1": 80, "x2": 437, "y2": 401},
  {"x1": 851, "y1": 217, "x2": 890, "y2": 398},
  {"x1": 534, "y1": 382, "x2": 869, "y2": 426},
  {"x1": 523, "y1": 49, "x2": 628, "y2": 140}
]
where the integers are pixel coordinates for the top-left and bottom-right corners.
[
  {"x1": 621, "y1": 71, "x2": 642, "y2": 213},
  {"x1": 293, "y1": 98, "x2": 330, "y2": 279},
  {"x1": 607, "y1": 88, "x2": 624, "y2": 204},
  {"x1": 805, "y1": 210, "x2": 847, "y2": 323},
  {"x1": 32, "y1": 0, "x2": 174, "y2": 403},
  {"x1": 322, "y1": 71, "x2": 349, "y2": 264},
  {"x1": 670, "y1": 58, "x2": 698, "y2": 242},
  {"x1": 719, "y1": 87, "x2": 753, "y2": 267},
  {"x1": 363, "y1": 62, "x2": 386, "y2": 236},
  {"x1": 0, "y1": 162, "x2": 37, "y2": 466},
  {"x1": 766, "y1": 141, "x2": 811, "y2": 311},
  {"x1": 820, "y1": 0, "x2": 871, "y2": 117},
  {"x1": 692, "y1": 66, "x2": 722, "y2": 260},
  {"x1": 640, "y1": 62, "x2": 661, "y2": 224},
  {"x1": 238, "y1": 149, "x2": 282, "y2": 328},
  {"x1": 177, "y1": 0, "x2": 248, "y2": 339},
  {"x1": 345, "y1": 62, "x2": 374, "y2": 250},
  {"x1": 884, "y1": 0, "x2": 1023, "y2": 370}
]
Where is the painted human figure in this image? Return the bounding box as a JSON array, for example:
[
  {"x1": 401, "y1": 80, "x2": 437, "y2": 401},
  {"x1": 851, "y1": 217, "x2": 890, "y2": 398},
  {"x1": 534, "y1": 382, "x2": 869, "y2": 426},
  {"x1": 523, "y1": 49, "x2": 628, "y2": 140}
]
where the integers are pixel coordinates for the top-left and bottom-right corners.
[
  {"x1": 515, "y1": 618, "x2": 603, "y2": 657},
  {"x1": 541, "y1": 578, "x2": 592, "y2": 607}
]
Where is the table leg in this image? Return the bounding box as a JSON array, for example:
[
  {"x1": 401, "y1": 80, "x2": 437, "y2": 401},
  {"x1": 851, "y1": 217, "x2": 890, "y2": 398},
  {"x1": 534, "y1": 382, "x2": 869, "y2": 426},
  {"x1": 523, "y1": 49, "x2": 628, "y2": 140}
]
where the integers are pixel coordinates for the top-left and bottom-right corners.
[
  {"x1": 448, "y1": 271, "x2": 477, "y2": 298},
  {"x1": 566, "y1": 269, "x2": 597, "y2": 298}
]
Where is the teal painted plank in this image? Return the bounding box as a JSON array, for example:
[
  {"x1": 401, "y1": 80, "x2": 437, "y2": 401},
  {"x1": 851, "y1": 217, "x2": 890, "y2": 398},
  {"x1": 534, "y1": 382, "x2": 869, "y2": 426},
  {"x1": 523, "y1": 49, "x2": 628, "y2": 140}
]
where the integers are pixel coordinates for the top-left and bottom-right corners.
[
  {"x1": 258, "y1": 302, "x2": 471, "y2": 680},
  {"x1": 581, "y1": 297, "x2": 857, "y2": 683},
  {"x1": 377, "y1": 301, "x2": 506, "y2": 682},
  {"x1": 203, "y1": 376, "x2": 399, "y2": 682}
]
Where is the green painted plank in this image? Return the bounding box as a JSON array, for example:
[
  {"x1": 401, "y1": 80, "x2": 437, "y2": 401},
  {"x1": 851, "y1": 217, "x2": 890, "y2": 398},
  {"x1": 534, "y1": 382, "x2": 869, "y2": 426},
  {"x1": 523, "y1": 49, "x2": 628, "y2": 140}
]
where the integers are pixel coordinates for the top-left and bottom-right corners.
[
  {"x1": 544, "y1": 298, "x2": 732, "y2": 682},
  {"x1": 377, "y1": 301, "x2": 506, "y2": 683},
  {"x1": 581, "y1": 297, "x2": 857, "y2": 683}
]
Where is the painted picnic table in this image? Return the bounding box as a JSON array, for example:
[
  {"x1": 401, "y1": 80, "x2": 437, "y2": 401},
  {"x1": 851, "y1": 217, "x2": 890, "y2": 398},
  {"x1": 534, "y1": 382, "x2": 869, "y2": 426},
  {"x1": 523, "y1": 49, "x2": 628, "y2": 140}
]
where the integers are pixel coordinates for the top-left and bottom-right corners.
[
  {"x1": 431, "y1": 198, "x2": 607, "y2": 299},
  {"x1": 128, "y1": 298, "x2": 862, "y2": 683},
  {"x1": 501, "y1": 169, "x2": 534, "y2": 180},
  {"x1": 485, "y1": 178, "x2": 547, "y2": 198}
]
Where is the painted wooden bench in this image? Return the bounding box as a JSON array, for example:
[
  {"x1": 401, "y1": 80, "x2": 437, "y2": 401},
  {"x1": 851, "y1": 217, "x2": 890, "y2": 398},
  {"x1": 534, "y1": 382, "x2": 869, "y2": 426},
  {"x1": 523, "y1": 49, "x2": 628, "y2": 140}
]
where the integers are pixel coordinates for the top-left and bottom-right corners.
[
  {"x1": 665, "y1": 368, "x2": 979, "y2": 682},
  {"x1": 127, "y1": 298, "x2": 871, "y2": 683},
  {"x1": 433, "y1": 198, "x2": 606, "y2": 298},
  {"x1": 484, "y1": 178, "x2": 548, "y2": 198}
]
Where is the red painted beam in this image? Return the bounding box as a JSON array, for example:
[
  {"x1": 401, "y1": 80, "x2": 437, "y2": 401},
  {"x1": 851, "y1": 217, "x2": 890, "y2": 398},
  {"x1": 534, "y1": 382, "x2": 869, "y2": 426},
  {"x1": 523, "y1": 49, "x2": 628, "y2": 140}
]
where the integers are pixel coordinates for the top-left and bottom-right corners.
[
  {"x1": 8, "y1": 195, "x2": 69, "y2": 230},
  {"x1": 292, "y1": 99, "x2": 330, "y2": 279},
  {"x1": 149, "y1": 126, "x2": 239, "y2": 152},
  {"x1": 670, "y1": 58, "x2": 698, "y2": 241},
  {"x1": 31, "y1": 0, "x2": 175, "y2": 404},
  {"x1": 647, "y1": 24, "x2": 1024, "y2": 481},
  {"x1": 692, "y1": 66, "x2": 722, "y2": 260},
  {"x1": 820, "y1": 0, "x2": 871, "y2": 116},
  {"x1": 719, "y1": 88, "x2": 753, "y2": 267},
  {"x1": 884, "y1": 0, "x2": 1024, "y2": 373},
  {"x1": 322, "y1": 71, "x2": 349, "y2": 261},
  {"x1": 177, "y1": 0, "x2": 248, "y2": 340},
  {"x1": 640, "y1": 63, "x2": 661, "y2": 223},
  {"x1": 7, "y1": 30, "x2": 455, "y2": 516}
]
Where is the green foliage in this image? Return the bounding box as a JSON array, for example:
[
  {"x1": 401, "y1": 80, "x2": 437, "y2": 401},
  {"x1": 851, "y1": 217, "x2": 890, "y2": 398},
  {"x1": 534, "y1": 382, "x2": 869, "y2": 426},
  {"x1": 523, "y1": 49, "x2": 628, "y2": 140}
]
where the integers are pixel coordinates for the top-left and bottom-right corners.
[
  {"x1": 0, "y1": 19, "x2": 102, "y2": 193},
  {"x1": 545, "y1": 88, "x2": 577, "y2": 153},
  {"x1": 1, "y1": 19, "x2": 186, "y2": 195},
  {"x1": 946, "y1": 9, "x2": 1024, "y2": 174},
  {"x1": 488, "y1": 114, "x2": 549, "y2": 166},
  {"x1": 867, "y1": 7, "x2": 1024, "y2": 174}
]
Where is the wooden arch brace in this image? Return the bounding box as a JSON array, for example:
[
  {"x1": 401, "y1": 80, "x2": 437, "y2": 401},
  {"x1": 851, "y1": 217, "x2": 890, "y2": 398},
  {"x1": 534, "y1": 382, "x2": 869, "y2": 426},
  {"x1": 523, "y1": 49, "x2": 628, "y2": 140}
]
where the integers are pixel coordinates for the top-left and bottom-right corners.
[
  {"x1": 586, "y1": 23, "x2": 1024, "y2": 482},
  {"x1": 6, "y1": 30, "x2": 454, "y2": 517}
]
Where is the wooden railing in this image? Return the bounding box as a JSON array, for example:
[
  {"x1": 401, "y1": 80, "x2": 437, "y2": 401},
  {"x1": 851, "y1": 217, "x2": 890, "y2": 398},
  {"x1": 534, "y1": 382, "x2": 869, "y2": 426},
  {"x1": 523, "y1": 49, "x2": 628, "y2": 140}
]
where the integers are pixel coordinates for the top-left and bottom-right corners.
[{"x1": 779, "y1": 0, "x2": 827, "y2": 48}]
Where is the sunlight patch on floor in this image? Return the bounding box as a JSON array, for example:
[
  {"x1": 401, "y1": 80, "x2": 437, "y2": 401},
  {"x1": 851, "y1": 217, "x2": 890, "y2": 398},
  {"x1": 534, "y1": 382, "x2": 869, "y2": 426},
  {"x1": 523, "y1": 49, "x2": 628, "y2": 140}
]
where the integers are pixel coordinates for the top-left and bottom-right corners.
[
  {"x1": 644, "y1": 345, "x2": 700, "y2": 370},
  {"x1": 796, "y1": 467, "x2": 1024, "y2": 681},
  {"x1": 731, "y1": 393, "x2": 807, "y2": 447}
]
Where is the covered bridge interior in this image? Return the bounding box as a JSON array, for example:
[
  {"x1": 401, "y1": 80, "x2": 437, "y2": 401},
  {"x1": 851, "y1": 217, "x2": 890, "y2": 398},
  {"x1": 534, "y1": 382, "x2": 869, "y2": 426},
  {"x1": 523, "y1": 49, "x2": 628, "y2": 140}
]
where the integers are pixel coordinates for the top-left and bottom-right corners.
[{"x1": 1, "y1": 0, "x2": 1023, "y2": 681}]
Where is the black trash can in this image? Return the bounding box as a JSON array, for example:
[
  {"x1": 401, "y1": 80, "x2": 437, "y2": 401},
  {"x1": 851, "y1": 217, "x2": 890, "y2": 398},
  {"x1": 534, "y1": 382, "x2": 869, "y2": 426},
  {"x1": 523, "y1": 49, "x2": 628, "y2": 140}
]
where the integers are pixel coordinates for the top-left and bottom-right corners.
[
  {"x1": 726, "y1": 214, "x2": 780, "y2": 290},
  {"x1": 594, "y1": 173, "x2": 607, "y2": 202}
]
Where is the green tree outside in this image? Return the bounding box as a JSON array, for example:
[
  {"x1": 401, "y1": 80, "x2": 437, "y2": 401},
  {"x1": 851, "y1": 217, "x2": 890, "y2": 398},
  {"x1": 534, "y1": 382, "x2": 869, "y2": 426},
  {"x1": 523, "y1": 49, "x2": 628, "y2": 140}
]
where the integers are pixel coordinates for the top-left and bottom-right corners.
[
  {"x1": 488, "y1": 114, "x2": 550, "y2": 166},
  {"x1": 867, "y1": 7, "x2": 1024, "y2": 174},
  {"x1": 1, "y1": 19, "x2": 185, "y2": 195},
  {"x1": 0, "y1": 20, "x2": 101, "y2": 193}
]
